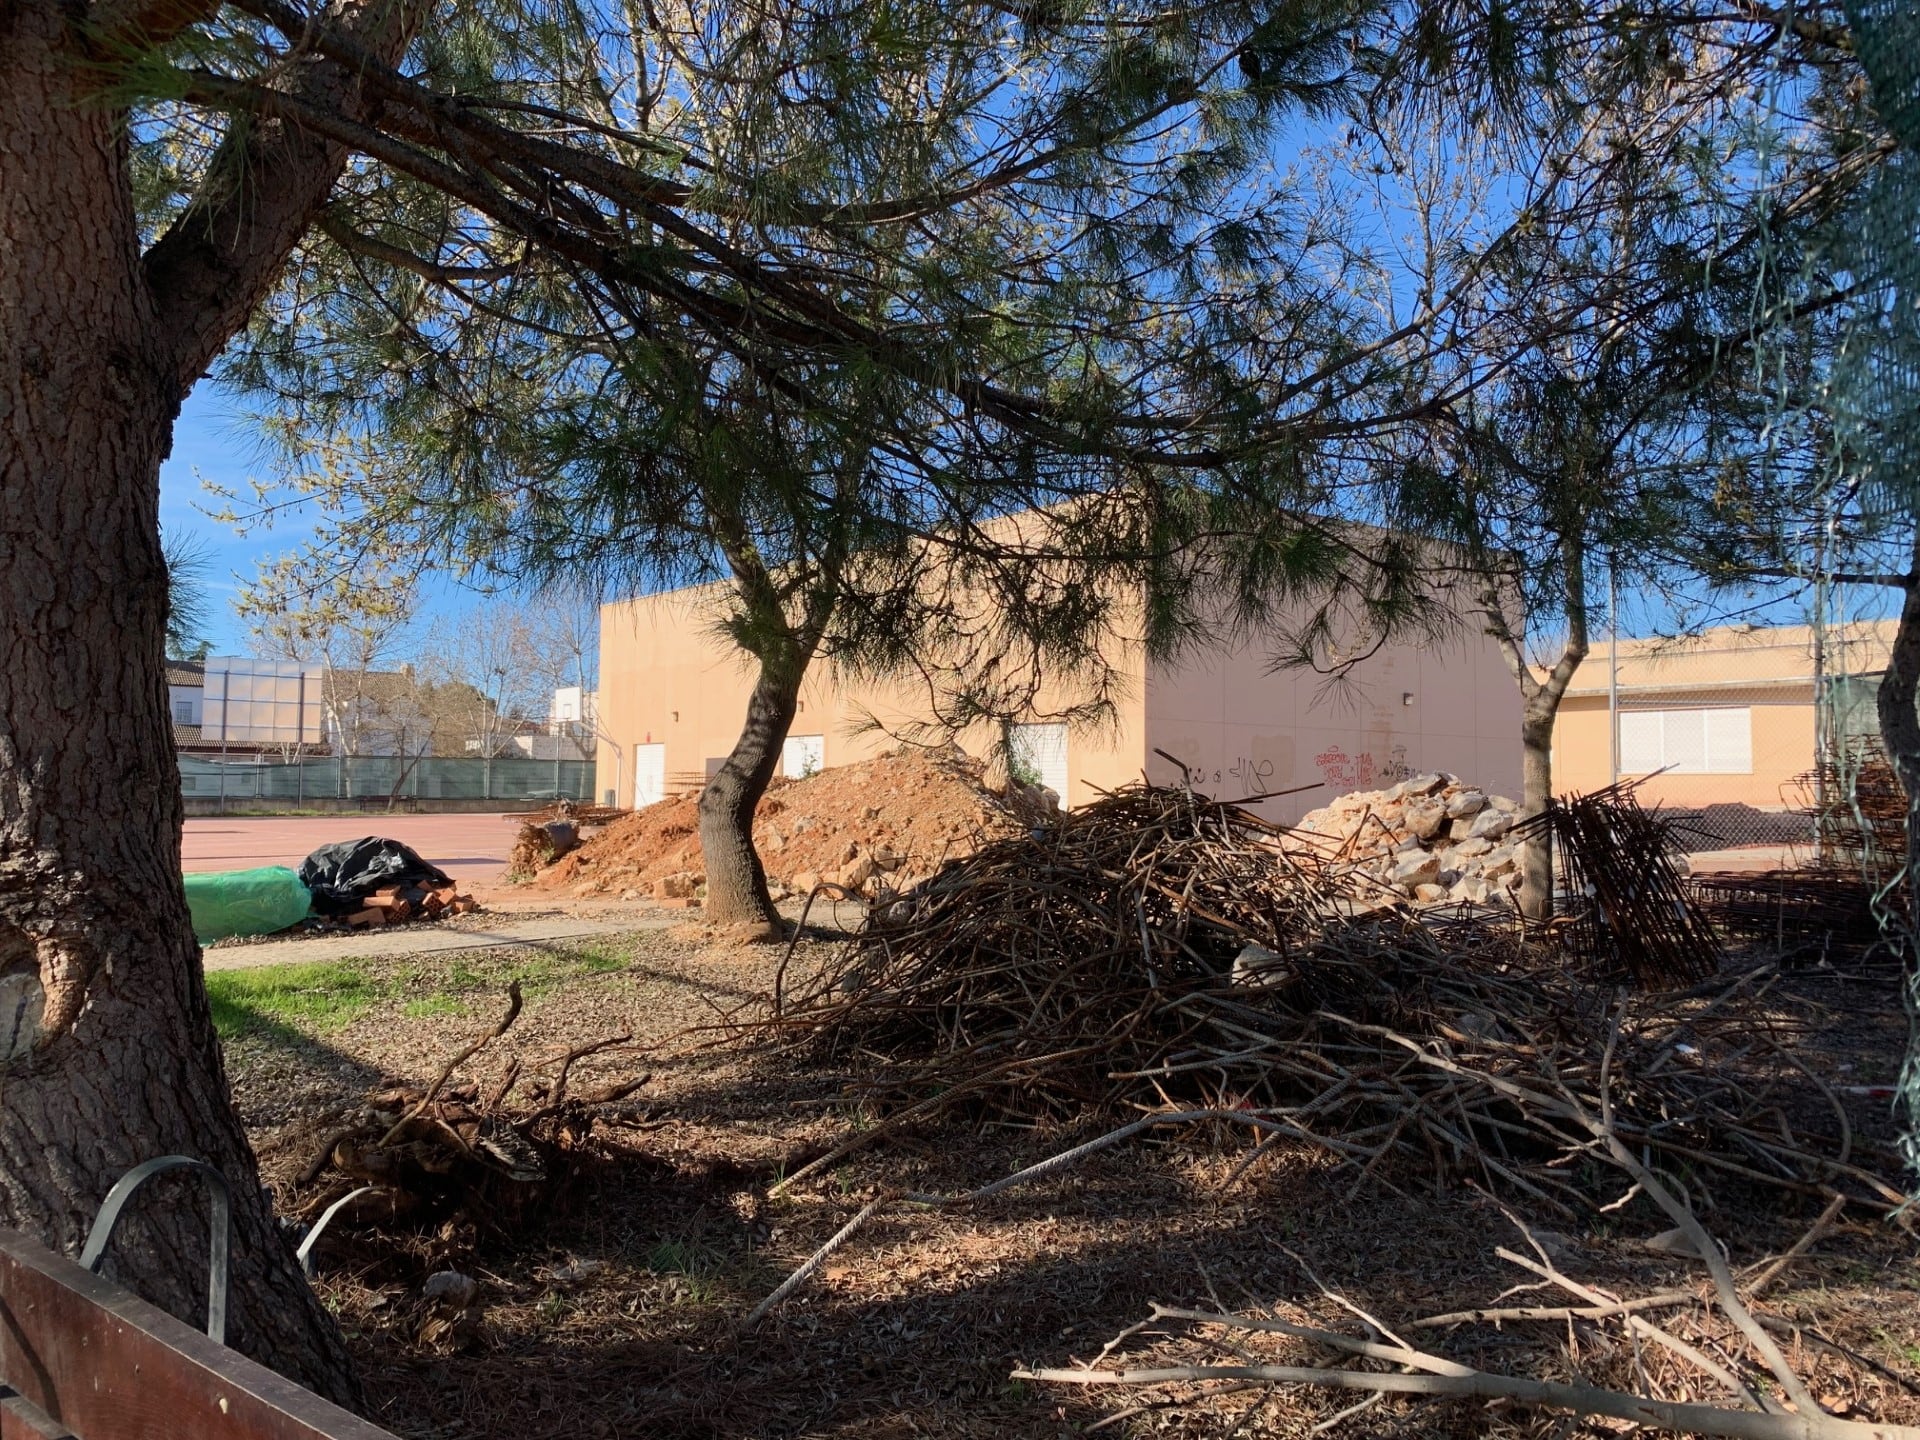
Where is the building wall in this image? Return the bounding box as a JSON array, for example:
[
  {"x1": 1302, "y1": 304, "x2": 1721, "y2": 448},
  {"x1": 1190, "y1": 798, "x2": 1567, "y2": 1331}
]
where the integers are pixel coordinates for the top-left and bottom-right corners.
[
  {"x1": 1538, "y1": 621, "x2": 1883, "y2": 813},
  {"x1": 168, "y1": 684, "x2": 203, "y2": 727},
  {"x1": 1142, "y1": 618, "x2": 1523, "y2": 826},
  {"x1": 597, "y1": 577, "x2": 1520, "y2": 819},
  {"x1": 1554, "y1": 686, "x2": 1816, "y2": 811},
  {"x1": 594, "y1": 589, "x2": 1148, "y2": 809}
]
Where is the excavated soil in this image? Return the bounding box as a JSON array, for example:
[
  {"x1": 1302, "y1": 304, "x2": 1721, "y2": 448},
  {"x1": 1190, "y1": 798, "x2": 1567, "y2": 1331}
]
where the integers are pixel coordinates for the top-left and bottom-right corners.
[{"x1": 535, "y1": 746, "x2": 1026, "y2": 897}]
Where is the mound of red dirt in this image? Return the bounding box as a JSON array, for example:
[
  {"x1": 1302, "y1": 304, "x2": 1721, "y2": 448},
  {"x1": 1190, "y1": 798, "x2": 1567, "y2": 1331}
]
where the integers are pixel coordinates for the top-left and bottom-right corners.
[{"x1": 534, "y1": 746, "x2": 1027, "y2": 899}]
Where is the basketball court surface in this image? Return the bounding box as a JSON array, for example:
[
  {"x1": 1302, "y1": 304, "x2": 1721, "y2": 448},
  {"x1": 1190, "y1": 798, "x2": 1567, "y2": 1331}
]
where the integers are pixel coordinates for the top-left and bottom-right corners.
[{"x1": 181, "y1": 812, "x2": 517, "y2": 887}]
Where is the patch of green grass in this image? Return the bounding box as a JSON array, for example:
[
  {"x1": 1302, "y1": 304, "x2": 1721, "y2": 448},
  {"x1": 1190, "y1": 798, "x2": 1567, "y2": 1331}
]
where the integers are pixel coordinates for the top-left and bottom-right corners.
[
  {"x1": 206, "y1": 959, "x2": 390, "y2": 1038},
  {"x1": 642, "y1": 1238, "x2": 726, "y2": 1303},
  {"x1": 504, "y1": 945, "x2": 631, "y2": 996},
  {"x1": 573, "y1": 944, "x2": 628, "y2": 974},
  {"x1": 644, "y1": 1238, "x2": 707, "y2": 1274},
  {"x1": 209, "y1": 940, "x2": 638, "y2": 1041},
  {"x1": 402, "y1": 994, "x2": 470, "y2": 1020}
]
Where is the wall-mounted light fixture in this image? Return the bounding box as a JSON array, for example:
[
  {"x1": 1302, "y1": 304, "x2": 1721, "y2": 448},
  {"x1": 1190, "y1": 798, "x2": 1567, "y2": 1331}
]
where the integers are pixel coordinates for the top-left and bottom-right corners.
[
  {"x1": 671, "y1": 710, "x2": 680, "y2": 722},
  {"x1": 1402, "y1": 692, "x2": 1415, "y2": 707}
]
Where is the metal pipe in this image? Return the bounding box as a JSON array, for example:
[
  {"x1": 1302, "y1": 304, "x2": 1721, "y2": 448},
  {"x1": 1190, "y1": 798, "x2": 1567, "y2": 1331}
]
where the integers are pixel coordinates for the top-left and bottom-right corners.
[{"x1": 1607, "y1": 557, "x2": 1620, "y2": 785}]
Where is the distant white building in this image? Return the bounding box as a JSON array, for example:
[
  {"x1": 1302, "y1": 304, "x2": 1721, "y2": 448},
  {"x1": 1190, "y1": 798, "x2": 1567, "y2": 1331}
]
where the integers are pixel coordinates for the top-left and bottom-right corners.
[
  {"x1": 167, "y1": 660, "x2": 206, "y2": 731},
  {"x1": 168, "y1": 657, "x2": 325, "y2": 754},
  {"x1": 512, "y1": 730, "x2": 594, "y2": 761}
]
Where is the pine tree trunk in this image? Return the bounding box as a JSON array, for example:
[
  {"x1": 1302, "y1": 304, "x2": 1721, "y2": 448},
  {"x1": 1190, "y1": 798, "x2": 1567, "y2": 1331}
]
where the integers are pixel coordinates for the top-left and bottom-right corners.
[
  {"x1": 1873, "y1": 539, "x2": 1920, "y2": 1166},
  {"x1": 698, "y1": 656, "x2": 806, "y2": 924},
  {"x1": 1517, "y1": 705, "x2": 1556, "y2": 923},
  {"x1": 0, "y1": 9, "x2": 358, "y2": 1403}
]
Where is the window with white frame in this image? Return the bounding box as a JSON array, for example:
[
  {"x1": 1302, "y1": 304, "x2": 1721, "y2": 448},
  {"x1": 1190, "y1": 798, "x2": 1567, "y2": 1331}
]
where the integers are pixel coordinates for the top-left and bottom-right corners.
[{"x1": 1618, "y1": 708, "x2": 1752, "y2": 775}]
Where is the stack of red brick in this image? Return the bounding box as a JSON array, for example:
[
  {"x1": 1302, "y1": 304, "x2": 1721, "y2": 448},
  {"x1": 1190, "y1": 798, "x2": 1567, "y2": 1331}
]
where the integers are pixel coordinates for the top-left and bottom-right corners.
[{"x1": 345, "y1": 883, "x2": 478, "y2": 928}]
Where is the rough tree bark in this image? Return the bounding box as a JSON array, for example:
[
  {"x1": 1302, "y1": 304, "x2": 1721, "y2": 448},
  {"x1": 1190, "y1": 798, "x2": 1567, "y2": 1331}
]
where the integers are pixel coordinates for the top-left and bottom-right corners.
[
  {"x1": 1874, "y1": 541, "x2": 1920, "y2": 792},
  {"x1": 1482, "y1": 536, "x2": 1590, "y2": 924},
  {"x1": 1873, "y1": 533, "x2": 1920, "y2": 1075},
  {"x1": 698, "y1": 647, "x2": 814, "y2": 924},
  {"x1": 0, "y1": 0, "x2": 422, "y2": 1400},
  {"x1": 695, "y1": 519, "x2": 841, "y2": 925}
]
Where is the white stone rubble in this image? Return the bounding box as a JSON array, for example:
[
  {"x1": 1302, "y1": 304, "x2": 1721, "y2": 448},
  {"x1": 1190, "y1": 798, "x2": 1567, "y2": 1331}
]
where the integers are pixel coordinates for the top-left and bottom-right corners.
[{"x1": 1285, "y1": 773, "x2": 1528, "y2": 908}]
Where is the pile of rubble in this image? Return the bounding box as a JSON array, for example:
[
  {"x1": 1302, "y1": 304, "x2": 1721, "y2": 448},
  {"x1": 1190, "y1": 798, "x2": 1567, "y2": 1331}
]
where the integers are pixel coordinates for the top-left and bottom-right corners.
[
  {"x1": 1285, "y1": 773, "x2": 1528, "y2": 907},
  {"x1": 535, "y1": 747, "x2": 1026, "y2": 904}
]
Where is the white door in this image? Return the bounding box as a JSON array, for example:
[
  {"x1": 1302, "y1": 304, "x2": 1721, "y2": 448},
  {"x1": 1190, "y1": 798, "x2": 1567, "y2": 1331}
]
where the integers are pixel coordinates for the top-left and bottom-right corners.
[
  {"x1": 633, "y1": 743, "x2": 666, "y2": 808},
  {"x1": 782, "y1": 733, "x2": 825, "y2": 779},
  {"x1": 1010, "y1": 723, "x2": 1069, "y2": 803}
]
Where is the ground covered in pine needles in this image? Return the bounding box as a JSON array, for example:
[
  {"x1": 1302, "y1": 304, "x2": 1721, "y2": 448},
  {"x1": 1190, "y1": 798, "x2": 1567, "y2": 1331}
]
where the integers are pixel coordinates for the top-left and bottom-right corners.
[{"x1": 219, "y1": 918, "x2": 1920, "y2": 1440}]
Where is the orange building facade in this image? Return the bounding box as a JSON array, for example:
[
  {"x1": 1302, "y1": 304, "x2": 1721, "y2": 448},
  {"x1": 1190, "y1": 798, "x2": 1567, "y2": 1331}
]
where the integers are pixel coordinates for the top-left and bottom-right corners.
[
  {"x1": 1550, "y1": 621, "x2": 1892, "y2": 813},
  {"x1": 595, "y1": 579, "x2": 1524, "y2": 826}
]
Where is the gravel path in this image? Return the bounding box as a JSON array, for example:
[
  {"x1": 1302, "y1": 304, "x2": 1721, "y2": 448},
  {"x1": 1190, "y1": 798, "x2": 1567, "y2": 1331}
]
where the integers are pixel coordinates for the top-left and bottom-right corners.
[{"x1": 201, "y1": 914, "x2": 665, "y2": 970}]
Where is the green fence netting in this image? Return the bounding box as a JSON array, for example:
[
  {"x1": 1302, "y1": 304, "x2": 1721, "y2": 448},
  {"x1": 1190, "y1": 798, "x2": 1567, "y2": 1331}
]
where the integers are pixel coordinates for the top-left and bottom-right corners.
[
  {"x1": 178, "y1": 756, "x2": 597, "y2": 805},
  {"x1": 1837, "y1": 0, "x2": 1920, "y2": 1183}
]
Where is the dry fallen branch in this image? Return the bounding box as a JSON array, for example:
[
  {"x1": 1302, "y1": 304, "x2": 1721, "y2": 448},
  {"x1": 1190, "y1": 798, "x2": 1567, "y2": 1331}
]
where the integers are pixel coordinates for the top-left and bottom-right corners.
[
  {"x1": 379, "y1": 981, "x2": 524, "y2": 1146},
  {"x1": 745, "y1": 1107, "x2": 1256, "y2": 1329},
  {"x1": 1018, "y1": 1351, "x2": 1920, "y2": 1440},
  {"x1": 1018, "y1": 1033, "x2": 1909, "y2": 1438},
  {"x1": 292, "y1": 985, "x2": 649, "y2": 1260},
  {"x1": 753, "y1": 783, "x2": 1899, "y2": 1214}
]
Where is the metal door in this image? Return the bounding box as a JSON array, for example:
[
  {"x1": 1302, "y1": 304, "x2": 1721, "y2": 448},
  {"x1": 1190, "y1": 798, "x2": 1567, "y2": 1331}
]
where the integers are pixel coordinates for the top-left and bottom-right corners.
[
  {"x1": 634, "y1": 743, "x2": 666, "y2": 808},
  {"x1": 781, "y1": 733, "x2": 825, "y2": 778},
  {"x1": 1010, "y1": 723, "x2": 1069, "y2": 803}
]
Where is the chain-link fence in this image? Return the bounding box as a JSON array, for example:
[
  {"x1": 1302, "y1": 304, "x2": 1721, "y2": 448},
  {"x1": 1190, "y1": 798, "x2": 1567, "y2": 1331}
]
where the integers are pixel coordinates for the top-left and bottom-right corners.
[{"x1": 178, "y1": 754, "x2": 597, "y2": 809}]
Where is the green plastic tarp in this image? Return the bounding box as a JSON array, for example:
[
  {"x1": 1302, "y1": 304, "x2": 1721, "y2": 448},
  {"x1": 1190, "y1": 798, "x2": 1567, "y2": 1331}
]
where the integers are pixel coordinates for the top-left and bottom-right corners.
[{"x1": 183, "y1": 866, "x2": 313, "y2": 943}]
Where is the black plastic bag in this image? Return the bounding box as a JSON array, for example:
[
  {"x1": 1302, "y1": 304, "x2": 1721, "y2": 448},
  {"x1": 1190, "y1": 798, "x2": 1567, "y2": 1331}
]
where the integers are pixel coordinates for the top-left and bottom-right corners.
[{"x1": 299, "y1": 837, "x2": 454, "y2": 916}]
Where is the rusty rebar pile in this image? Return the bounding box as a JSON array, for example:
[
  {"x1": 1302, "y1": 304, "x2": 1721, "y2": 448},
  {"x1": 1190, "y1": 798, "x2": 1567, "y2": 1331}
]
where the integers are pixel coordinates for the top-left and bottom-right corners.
[
  {"x1": 1515, "y1": 780, "x2": 1723, "y2": 989},
  {"x1": 1786, "y1": 740, "x2": 1908, "y2": 879},
  {"x1": 1688, "y1": 868, "x2": 1888, "y2": 963}
]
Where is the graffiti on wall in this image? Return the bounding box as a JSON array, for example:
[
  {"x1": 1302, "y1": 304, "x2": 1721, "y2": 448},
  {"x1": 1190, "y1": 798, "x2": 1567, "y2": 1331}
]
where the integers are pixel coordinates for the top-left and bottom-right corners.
[
  {"x1": 1313, "y1": 744, "x2": 1412, "y2": 791},
  {"x1": 1171, "y1": 754, "x2": 1279, "y2": 793}
]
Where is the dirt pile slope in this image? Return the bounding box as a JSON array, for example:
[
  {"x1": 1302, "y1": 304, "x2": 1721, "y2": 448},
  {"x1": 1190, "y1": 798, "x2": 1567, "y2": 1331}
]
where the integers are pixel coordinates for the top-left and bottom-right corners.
[{"x1": 536, "y1": 746, "x2": 1026, "y2": 900}]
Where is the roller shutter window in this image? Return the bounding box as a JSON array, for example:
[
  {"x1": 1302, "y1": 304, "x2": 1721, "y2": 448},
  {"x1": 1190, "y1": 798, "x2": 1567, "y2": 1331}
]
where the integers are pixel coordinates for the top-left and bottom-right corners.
[
  {"x1": 1010, "y1": 722, "x2": 1070, "y2": 802},
  {"x1": 1617, "y1": 708, "x2": 1752, "y2": 774}
]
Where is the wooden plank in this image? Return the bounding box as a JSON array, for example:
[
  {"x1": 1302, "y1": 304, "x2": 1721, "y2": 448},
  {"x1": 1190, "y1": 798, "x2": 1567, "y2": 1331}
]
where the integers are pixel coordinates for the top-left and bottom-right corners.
[
  {"x1": 2, "y1": 1389, "x2": 75, "y2": 1439},
  {"x1": 0, "y1": 1230, "x2": 398, "y2": 1440}
]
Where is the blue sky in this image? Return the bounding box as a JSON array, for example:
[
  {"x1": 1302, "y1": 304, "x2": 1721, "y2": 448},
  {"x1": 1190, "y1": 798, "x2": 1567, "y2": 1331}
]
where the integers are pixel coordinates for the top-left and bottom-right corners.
[
  {"x1": 161, "y1": 381, "x2": 472, "y2": 655},
  {"x1": 160, "y1": 384, "x2": 279, "y2": 654},
  {"x1": 165, "y1": 369, "x2": 1876, "y2": 665}
]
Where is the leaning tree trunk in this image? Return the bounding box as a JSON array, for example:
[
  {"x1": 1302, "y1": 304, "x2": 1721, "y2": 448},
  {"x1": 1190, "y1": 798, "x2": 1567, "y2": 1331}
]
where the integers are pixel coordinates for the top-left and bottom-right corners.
[
  {"x1": 698, "y1": 653, "x2": 809, "y2": 925},
  {"x1": 0, "y1": 12, "x2": 358, "y2": 1403},
  {"x1": 1876, "y1": 542, "x2": 1920, "y2": 898},
  {"x1": 1510, "y1": 629, "x2": 1587, "y2": 927},
  {"x1": 1874, "y1": 538, "x2": 1920, "y2": 1171},
  {"x1": 1517, "y1": 702, "x2": 1558, "y2": 924}
]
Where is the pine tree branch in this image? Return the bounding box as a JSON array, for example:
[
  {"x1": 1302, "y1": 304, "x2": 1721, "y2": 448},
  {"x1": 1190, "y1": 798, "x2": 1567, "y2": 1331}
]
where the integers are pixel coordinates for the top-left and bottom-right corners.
[
  {"x1": 142, "y1": 0, "x2": 432, "y2": 395},
  {"x1": 88, "y1": 0, "x2": 220, "y2": 49}
]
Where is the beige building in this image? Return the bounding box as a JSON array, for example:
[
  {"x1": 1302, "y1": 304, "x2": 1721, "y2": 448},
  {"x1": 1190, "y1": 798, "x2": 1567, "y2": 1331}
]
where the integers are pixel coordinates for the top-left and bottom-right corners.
[
  {"x1": 1552, "y1": 620, "x2": 1893, "y2": 813},
  {"x1": 595, "y1": 578, "x2": 1524, "y2": 827}
]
